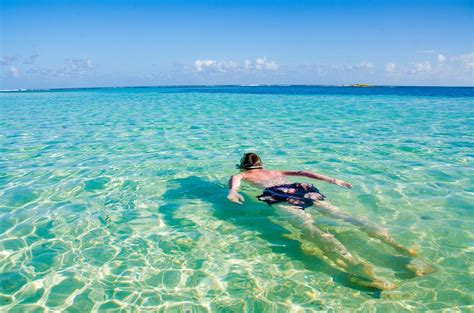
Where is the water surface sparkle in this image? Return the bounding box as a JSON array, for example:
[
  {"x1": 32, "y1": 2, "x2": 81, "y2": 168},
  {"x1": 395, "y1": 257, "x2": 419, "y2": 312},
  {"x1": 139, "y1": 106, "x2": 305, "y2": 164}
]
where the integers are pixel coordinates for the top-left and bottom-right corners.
[{"x1": 0, "y1": 86, "x2": 473, "y2": 311}]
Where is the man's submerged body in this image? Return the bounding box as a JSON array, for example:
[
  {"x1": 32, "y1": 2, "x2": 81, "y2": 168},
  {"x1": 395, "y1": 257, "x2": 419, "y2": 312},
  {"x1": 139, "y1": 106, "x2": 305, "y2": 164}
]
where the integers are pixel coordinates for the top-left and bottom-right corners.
[
  {"x1": 227, "y1": 153, "x2": 433, "y2": 290},
  {"x1": 228, "y1": 169, "x2": 351, "y2": 205}
]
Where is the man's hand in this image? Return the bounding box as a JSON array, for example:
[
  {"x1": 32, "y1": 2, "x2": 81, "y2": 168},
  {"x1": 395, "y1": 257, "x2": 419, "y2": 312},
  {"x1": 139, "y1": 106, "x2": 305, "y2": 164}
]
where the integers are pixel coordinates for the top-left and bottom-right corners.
[
  {"x1": 227, "y1": 190, "x2": 245, "y2": 204},
  {"x1": 335, "y1": 180, "x2": 352, "y2": 188}
]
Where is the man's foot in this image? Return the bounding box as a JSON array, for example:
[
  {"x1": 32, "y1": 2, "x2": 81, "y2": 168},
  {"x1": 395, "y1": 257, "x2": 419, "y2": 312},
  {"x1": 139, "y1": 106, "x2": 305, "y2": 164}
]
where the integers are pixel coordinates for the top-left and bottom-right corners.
[
  {"x1": 406, "y1": 246, "x2": 419, "y2": 257},
  {"x1": 395, "y1": 245, "x2": 418, "y2": 256},
  {"x1": 350, "y1": 276, "x2": 397, "y2": 291},
  {"x1": 349, "y1": 263, "x2": 375, "y2": 279},
  {"x1": 406, "y1": 259, "x2": 435, "y2": 276},
  {"x1": 369, "y1": 278, "x2": 398, "y2": 290},
  {"x1": 387, "y1": 242, "x2": 419, "y2": 257}
]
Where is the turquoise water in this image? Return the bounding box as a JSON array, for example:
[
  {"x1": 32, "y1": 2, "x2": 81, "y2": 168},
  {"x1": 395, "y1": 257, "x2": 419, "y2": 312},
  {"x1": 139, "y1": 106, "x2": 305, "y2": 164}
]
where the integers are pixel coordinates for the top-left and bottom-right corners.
[{"x1": 0, "y1": 86, "x2": 473, "y2": 311}]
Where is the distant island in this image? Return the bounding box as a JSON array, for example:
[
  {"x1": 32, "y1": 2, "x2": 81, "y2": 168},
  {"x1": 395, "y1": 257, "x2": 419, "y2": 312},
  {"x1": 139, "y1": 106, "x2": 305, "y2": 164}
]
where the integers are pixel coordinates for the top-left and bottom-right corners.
[{"x1": 349, "y1": 83, "x2": 373, "y2": 87}]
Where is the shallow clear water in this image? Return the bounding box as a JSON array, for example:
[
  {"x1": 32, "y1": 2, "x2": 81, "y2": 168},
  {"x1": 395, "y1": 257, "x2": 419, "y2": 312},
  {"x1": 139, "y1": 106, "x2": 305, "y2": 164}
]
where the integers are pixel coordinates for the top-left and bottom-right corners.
[{"x1": 0, "y1": 86, "x2": 473, "y2": 311}]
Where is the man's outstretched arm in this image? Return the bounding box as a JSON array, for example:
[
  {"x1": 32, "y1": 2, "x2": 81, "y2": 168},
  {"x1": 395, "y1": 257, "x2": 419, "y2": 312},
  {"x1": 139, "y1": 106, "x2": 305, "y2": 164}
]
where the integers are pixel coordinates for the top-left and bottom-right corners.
[
  {"x1": 227, "y1": 174, "x2": 245, "y2": 204},
  {"x1": 282, "y1": 171, "x2": 352, "y2": 188}
]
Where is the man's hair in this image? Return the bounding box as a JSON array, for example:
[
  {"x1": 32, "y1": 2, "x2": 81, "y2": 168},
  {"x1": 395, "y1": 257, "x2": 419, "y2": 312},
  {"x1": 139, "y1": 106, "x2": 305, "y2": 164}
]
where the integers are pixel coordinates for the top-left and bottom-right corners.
[{"x1": 238, "y1": 153, "x2": 263, "y2": 170}]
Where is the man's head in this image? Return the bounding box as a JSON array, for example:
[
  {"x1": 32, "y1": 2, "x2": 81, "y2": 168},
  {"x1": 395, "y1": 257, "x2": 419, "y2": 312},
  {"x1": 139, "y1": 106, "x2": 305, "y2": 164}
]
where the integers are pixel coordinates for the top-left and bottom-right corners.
[{"x1": 237, "y1": 153, "x2": 263, "y2": 170}]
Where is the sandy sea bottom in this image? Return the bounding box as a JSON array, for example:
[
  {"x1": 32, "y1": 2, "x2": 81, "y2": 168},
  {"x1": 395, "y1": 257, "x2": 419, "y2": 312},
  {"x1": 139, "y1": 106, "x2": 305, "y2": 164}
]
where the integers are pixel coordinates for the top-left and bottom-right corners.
[{"x1": 0, "y1": 87, "x2": 473, "y2": 312}]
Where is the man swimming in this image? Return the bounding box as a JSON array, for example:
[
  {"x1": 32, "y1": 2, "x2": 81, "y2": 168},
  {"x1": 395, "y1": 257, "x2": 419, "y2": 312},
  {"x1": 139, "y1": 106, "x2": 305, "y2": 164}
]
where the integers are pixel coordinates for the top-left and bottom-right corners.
[{"x1": 227, "y1": 153, "x2": 427, "y2": 290}]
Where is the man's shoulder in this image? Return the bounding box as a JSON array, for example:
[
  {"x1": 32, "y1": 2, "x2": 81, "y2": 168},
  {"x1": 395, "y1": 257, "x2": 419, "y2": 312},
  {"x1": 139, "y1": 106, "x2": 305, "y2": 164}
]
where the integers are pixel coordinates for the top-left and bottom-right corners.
[
  {"x1": 258, "y1": 169, "x2": 284, "y2": 178},
  {"x1": 266, "y1": 169, "x2": 284, "y2": 175}
]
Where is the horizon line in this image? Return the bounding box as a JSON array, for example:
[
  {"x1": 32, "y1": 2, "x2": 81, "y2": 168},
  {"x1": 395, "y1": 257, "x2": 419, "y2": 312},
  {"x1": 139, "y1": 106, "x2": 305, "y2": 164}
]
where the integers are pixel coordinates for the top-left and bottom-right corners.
[{"x1": 1, "y1": 83, "x2": 474, "y2": 93}]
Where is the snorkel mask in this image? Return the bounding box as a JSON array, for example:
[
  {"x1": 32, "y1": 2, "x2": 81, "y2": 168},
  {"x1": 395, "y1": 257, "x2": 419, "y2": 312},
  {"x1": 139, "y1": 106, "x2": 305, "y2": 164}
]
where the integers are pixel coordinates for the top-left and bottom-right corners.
[{"x1": 236, "y1": 153, "x2": 263, "y2": 170}]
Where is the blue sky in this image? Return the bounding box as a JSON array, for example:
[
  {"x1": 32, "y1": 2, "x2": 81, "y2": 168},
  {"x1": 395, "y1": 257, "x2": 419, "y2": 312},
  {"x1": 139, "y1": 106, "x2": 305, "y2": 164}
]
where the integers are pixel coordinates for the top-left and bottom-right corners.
[{"x1": 1, "y1": 0, "x2": 473, "y2": 88}]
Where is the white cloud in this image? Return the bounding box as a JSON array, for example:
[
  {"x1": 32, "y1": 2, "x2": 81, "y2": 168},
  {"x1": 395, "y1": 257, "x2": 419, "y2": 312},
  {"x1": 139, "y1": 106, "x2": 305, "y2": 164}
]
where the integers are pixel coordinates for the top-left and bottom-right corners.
[
  {"x1": 396, "y1": 53, "x2": 473, "y2": 84},
  {"x1": 194, "y1": 57, "x2": 279, "y2": 73},
  {"x1": 194, "y1": 59, "x2": 240, "y2": 72},
  {"x1": 343, "y1": 61, "x2": 375, "y2": 71},
  {"x1": 417, "y1": 49, "x2": 446, "y2": 55},
  {"x1": 244, "y1": 59, "x2": 252, "y2": 70},
  {"x1": 358, "y1": 60, "x2": 374, "y2": 70},
  {"x1": 27, "y1": 58, "x2": 95, "y2": 79},
  {"x1": 451, "y1": 53, "x2": 474, "y2": 70},
  {"x1": 23, "y1": 53, "x2": 40, "y2": 65},
  {"x1": 255, "y1": 57, "x2": 280, "y2": 70},
  {"x1": 385, "y1": 63, "x2": 396, "y2": 73},
  {"x1": 413, "y1": 61, "x2": 432, "y2": 73},
  {"x1": 409, "y1": 53, "x2": 473, "y2": 76},
  {"x1": 0, "y1": 56, "x2": 16, "y2": 66},
  {"x1": 84, "y1": 59, "x2": 93, "y2": 69},
  {"x1": 55, "y1": 58, "x2": 94, "y2": 77},
  {"x1": 194, "y1": 59, "x2": 217, "y2": 72},
  {"x1": 8, "y1": 66, "x2": 20, "y2": 78}
]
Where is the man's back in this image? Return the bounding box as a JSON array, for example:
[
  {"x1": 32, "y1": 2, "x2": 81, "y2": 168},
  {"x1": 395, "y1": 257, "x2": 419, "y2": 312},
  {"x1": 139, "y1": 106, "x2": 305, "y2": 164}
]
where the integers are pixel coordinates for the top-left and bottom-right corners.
[{"x1": 240, "y1": 169, "x2": 288, "y2": 188}]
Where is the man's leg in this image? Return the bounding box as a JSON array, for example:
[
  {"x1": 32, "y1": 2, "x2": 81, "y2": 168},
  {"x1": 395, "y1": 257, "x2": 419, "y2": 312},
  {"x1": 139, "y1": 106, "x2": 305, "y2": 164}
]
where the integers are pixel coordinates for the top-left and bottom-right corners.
[
  {"x1": 312, "y1": 200, "x2": 417, "y2": 256},
  {"x1": 274, "y1": 206, "x2": 396, "y2": 290}
]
